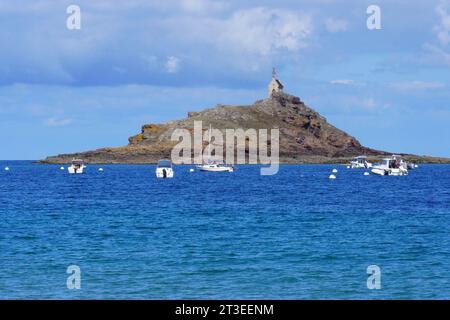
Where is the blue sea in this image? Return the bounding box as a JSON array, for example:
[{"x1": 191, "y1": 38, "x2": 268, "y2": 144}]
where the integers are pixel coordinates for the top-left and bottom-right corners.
[{"x1": 0, "y1": 161, "x2": 449, "y2": 299}]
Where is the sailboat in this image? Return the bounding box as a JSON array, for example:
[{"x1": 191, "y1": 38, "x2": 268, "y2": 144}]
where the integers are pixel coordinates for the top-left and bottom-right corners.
[{"x1": 197, "y1": 124, "x2": 234, "y2": 172}]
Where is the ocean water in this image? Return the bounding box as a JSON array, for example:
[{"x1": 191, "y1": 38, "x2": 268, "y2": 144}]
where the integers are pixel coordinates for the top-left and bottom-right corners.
[{"x1": 0, "y1": 161, "x2": 449, "y2": 299}]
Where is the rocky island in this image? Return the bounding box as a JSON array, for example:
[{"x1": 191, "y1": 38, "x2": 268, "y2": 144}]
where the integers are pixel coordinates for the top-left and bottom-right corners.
[{"x1": 41, "y1": 71, "x2": 450, "y2": 164}]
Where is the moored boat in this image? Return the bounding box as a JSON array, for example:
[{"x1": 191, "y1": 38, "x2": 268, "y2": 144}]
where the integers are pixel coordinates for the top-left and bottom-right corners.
[
  {"x1": 68, "y1": 159, "x2": 86, "y2": 174},
  {"x1": 197, "y1": 124, "x2": 234, "y2": 173},
  {"x1": 371, "y1": 155, "x2": 408, "y2": 176},
  {"x1": 350, "y1": 156, "x2": 372, "y2": 169},
  {"x1": 197, "y1": 161, "x2": 234, "y2": 172},
  {"x1": 156, "y1": 159, "x2": 174, "y2": 178}
]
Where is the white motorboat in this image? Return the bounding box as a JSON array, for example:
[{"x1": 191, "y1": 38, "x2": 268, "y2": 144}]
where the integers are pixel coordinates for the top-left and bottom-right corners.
[
  {"x1": 68, "y1": 159, "x2": 86, "y2": 174},
  {"x1": 197, "y1": 161, "x2": 234, "y2": 172},
  {"x1": 371, "y1": 155, "x2": 408, "y2": 176},
  {"x1": 156, "y1": 159, "x2": 174, "y2": 178},
  {"x1": 350, "y1": 156, "x2": 372, "y2": 169},
  {"x1": 197, "y1": 124, "x2": 234, "y2": 173}
]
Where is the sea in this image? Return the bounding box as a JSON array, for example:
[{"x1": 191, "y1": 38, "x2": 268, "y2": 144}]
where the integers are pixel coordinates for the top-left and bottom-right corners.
[{"x1": 0, "y1": 161, "x2": 449, "y2": 299}]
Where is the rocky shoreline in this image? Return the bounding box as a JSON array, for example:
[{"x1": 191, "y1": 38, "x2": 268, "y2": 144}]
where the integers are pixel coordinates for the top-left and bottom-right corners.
[{"x1": 40, "y1": 92, "x2": 450, "y2": 165}]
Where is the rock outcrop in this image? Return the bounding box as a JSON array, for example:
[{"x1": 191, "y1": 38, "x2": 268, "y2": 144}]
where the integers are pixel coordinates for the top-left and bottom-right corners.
[{"x1": 40, "y1": 92, "x2": 448, "y2": 164}]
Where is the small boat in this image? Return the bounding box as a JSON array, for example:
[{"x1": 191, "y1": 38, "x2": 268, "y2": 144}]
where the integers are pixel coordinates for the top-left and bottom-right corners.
[
  {"x1": 371, "y1": 155, "x2": 408, "y2": 176},
  {"x1": 156, "y1": 159, "x2": 174, "y2": 178},
  {"x1": 197, "y1": 160, "x2": 234, "y2": 172},
  {"x1": 407, "y1": 162, "x2": 416, "y2": 170},
  {"x1": 197, "y1": 124, "x2": 234, "y2": 173},
  {"x1": 350, "y1": 156, "x2": 372, "y2": 169},
  {"x1": 68, "y1": 159, "x2": 86, "y2": 174}
]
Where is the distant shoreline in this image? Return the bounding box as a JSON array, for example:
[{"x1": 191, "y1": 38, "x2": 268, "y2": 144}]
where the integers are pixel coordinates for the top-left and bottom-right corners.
[
  {"x1": 38, "y1": 93, "x2": 450, "y2": 166},
  {"x1": 2, "y1": 160, "x2": 450, "y2": 164},
  {"x1": 35, "y1": 155, "x2": 450, "y2": 165}
]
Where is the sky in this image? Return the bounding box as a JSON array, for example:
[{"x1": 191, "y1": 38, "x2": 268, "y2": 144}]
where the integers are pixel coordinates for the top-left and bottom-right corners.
[{"x1": 0, "y1": 0, "x2": 450, "y2": 159}]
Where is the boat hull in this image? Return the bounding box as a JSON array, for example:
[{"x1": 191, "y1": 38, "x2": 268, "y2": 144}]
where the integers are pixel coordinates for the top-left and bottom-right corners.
[
  {"x1": 198, "y1": 166, "x2": 233, "y2": 172},
  {"x1": 371, "y1": 167, "x2": 408, "y2": 176},
  {"x1": 351, "y1": 162, "x2": 372, "y2": 169},
  {"x1": 156, "y1": 168, "x2": 174, "y2": 178},
  {"x1": 68, "y1": 166, "x2": 85, "y2": 174}
]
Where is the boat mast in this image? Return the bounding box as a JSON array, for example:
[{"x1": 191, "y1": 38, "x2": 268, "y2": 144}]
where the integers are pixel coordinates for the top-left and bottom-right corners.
[{"x1": 208, "y1": 124, "x2": 212, "y2": 162}]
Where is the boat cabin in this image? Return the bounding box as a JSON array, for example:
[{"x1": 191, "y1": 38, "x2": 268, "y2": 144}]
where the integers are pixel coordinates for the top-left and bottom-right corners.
[
  {"x1": 352, "y1": 156, "x2": 367, "y2": 164},
  {"x1": 381, "y1": 158, "x2": 401, "y2": 169},
  {"x1": 157, "y1": 159, "x2": 172, "y2": 168},
  {"x1": 71, "y1": 159, "x2": 84, "y2": 168}
]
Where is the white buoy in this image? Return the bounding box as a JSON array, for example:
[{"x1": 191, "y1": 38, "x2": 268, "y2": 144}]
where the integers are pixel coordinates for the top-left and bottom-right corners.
[
  {"x1": 60, "y1": 166, "x2": 65, "y2": 170},
  {"x1": 415, "y1": 164, "x2": 418, "y2": 168},
  {"x1": 98, "y1": 168, "x2": 104, "y2": 172},
  {"x1": 332, "y1": 169, "x2": 338, "y2": 173},
  {"x1": 189, "y1": 168, "x2": 194, "y2": 172},
  {"x1": 4, "y1": 167, "x2": 9, "y2": 171},
  {"x1": 329, "y1": 174, "x2": 336, "y2": 180},
  {"x1": 364, "y1": 172, "x2": 370, "y2": 176},
  {"x1": 346, "y1": 166, "x2": 350, "y2": 169}
]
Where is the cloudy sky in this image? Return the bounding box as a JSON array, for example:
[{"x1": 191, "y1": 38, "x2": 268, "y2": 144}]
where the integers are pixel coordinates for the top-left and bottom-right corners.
[{"x1": 1, "y1": 0, "x2": 450, "y2": 159}]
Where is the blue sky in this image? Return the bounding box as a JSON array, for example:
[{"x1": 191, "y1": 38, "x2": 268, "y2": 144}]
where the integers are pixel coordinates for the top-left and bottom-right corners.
[{"x1": 1, "y1": 0, "x2": 450, "y2": 159}]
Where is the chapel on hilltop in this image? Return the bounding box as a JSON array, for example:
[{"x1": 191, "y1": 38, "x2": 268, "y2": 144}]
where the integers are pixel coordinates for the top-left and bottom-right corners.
[{"x1": 268, "y1": 68, "x2": 284, "y2": 97}]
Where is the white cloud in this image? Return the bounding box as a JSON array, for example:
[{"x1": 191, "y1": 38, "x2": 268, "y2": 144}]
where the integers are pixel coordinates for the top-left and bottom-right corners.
[
  {"x1": 0, "y1": 1, "x2": 316, "y2": 86},
  {"x1": 361, "y1": 98, "x2": 377, "y2": 111},
  {"x1": 216, "y1": 7, "x2": 313, "y2": 56},
  {"x1": 180, "y1": 0, "x2": 228, "y2": 14},
  {"x1": 44, "y1": 117, "x2": 73, "y2": 127},
  {"x1": 434, "y1": 0, "x2": 450, "y2": 46},
  {"x1": 159, "y1": 7, "x2": 313, "y2": 73},
  {"x1": 357, "y1": 98, "x2": 389, "y2": 112},
  {"x1": 330, "y1": 79, "x2": 355, "y2": 85},
  {"x1": 324, "y1": 18, "x2": 349, "y2": 33},
  {"x1": 390, "y1": 80, "x2": 446, "y2": 91},
  {"x1": 165, "y1": 56, "x2": 180, "y2": 73}
]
